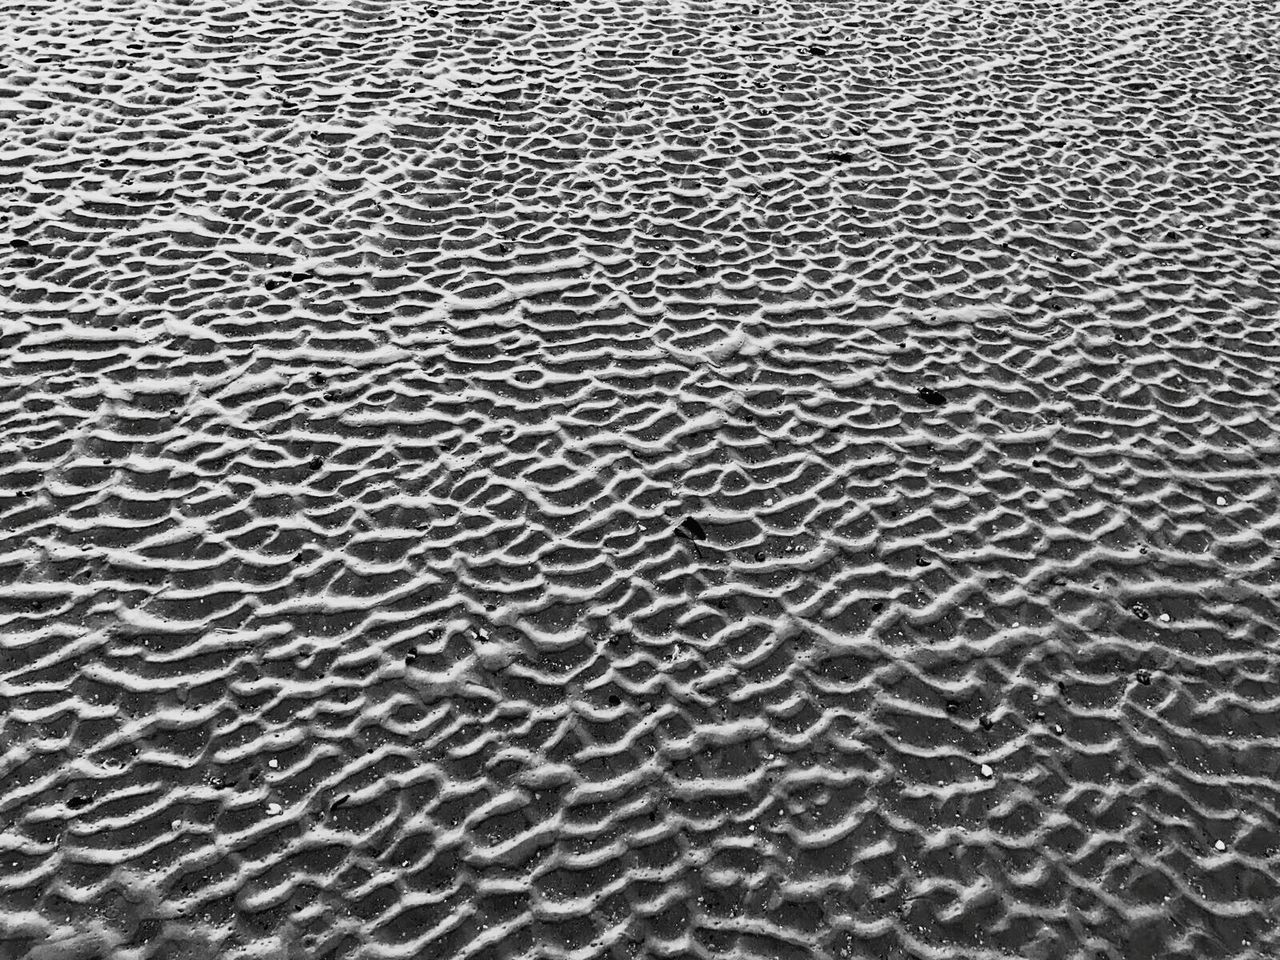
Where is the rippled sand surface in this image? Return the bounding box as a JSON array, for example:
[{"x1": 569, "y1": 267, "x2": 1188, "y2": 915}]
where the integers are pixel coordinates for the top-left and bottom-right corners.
[{"x1": 2, "y1": 0, "x2": 1280, "y2": 957}]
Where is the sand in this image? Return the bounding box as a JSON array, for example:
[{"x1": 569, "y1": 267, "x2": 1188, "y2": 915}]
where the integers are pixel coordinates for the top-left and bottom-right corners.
[{"x1": 1, "y1": 0, "x2": 1279, "y2": 957}]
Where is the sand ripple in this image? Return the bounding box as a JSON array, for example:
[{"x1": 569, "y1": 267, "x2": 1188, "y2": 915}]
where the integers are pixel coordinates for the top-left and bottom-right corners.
[{"x1": 2, "y1": 0, "x2": 1280, "y2": 957}]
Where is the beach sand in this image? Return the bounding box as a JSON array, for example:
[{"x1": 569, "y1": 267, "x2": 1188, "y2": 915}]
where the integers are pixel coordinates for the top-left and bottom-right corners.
[{"x1": 1, "y1": 0, "x2": 1279, "y2": 957}]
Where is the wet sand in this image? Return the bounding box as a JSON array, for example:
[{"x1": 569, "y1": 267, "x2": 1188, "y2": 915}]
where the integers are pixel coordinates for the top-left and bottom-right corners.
[{"x1": 1, "y1": 0, "x2": 1280, "y2": 957}]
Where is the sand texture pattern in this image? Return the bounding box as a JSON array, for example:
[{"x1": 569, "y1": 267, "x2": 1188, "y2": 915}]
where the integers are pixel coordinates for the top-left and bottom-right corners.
[{"x1": 2, "y1": 0, "x2": 1280, "y2": 957}]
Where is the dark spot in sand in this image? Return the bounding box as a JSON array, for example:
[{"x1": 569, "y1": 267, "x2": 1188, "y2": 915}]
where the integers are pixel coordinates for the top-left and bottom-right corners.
[
  {"x1": 871, "y1": 602, "x2": 883, "y2": 612},
  {"x1": 10, "y1": 238, "x2": 29, "y2": 249},
  {"x1": 608, "y1": 695, "x2": 621, "y2": 707},
  {"x1": 754, "y1": 551, "x2": 766, "y2": 562},
  {"x1": 1131, "y1": 603, "x2": 1150, "y2": 621},
  {"x1": 979, "y1": 715, "x2": 994, "y2": 730},
  {"x1": 917, "y1": 386, "x2": 946, "y2": 405},
  {"x1": 944, "y1": 701, "x2": 959, "y2": 714},
  {"x1": 67, "y1": 795, "x2": 92, "y2": 810},
  {"x1": 808, "y1": 44, "x2": 826, "y2": 56},
  {"x1": 915, "y1": 557, "x2": 929, "y2": 567},
  {"x1": 677, "y1": 516, "x2": 706, "y2": 541},
  {"x1": 825, "y1": 151, "x2": 857, "y2": 163},
  {"x1": 1136, "y1": 669, "x2": 1152, "y2": 685}
]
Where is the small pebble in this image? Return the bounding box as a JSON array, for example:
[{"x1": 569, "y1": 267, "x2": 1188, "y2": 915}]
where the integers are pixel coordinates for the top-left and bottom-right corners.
[
  {"x1": 980, "y1": 764, "x2": 994, "y2": 779},
  {"x1": 266, "y1": 802, "x2": 282, "y2": 816},
  {"x1": 1215, "y1": 839, "x2": 1226, "y2": 852},
  {"x1": 1159, "y1": 613, "x2": 1170, "y2": 622},
  {"x1": 1216, "y1": 496, "x2": 1227, "y2": 506},
  {"x1": 268, "y1": 758, "x2": 278, "y2": 768}
]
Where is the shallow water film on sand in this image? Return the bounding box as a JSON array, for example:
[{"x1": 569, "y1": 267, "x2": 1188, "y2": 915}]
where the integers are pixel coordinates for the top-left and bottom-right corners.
[{"x1": 2, "y1": 0, "x2": 1280, "y2": 957}]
